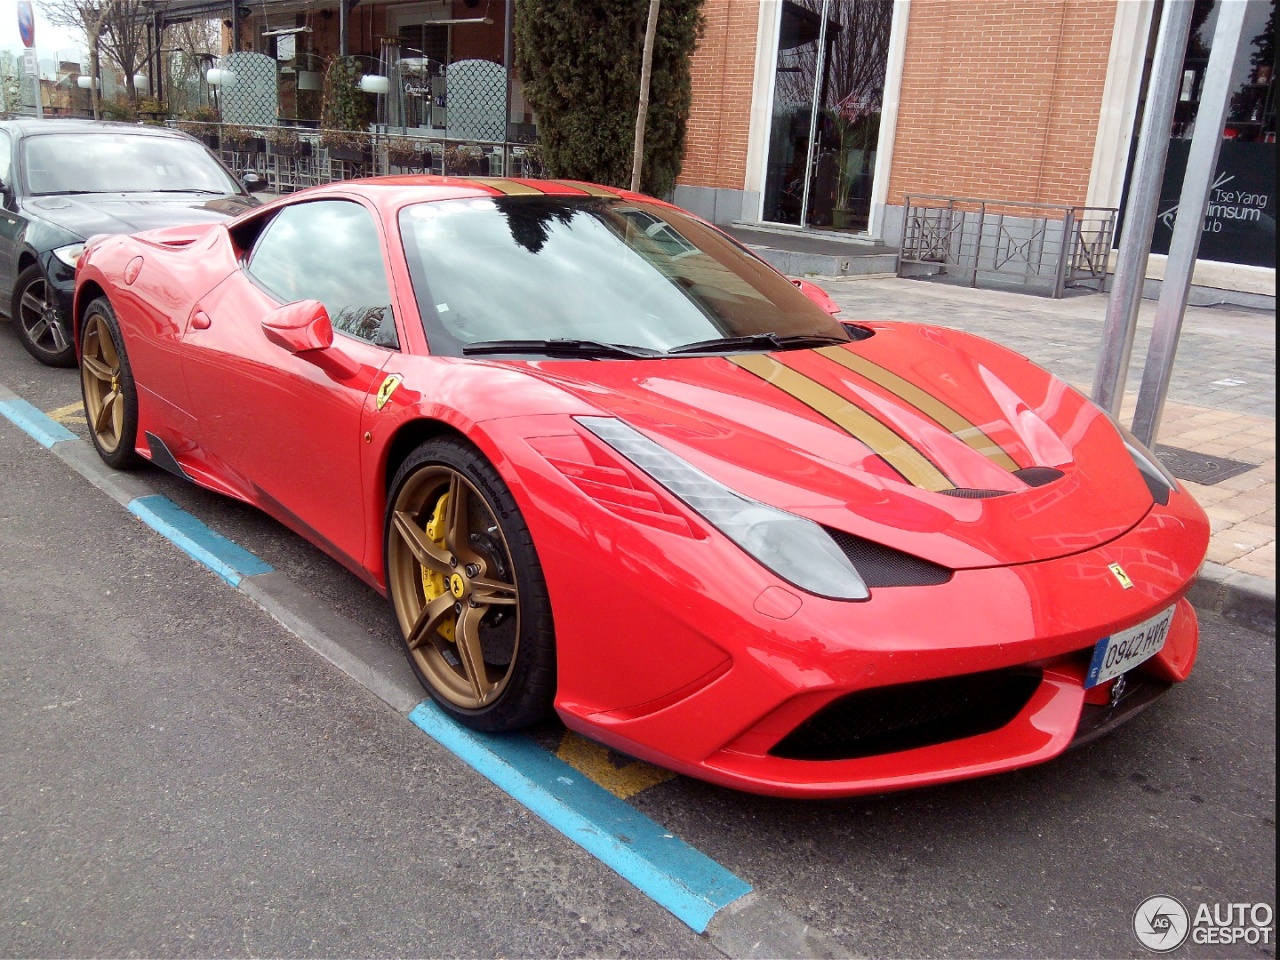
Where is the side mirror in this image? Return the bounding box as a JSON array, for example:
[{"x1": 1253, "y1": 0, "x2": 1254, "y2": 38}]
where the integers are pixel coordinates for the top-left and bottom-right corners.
[
  {"x1": 262, "y1": 299, "x2": 334, "y2": 353},
  {"x1": 261, "y1": 299, "x2": 361, "y2": 379},
  {"x1": 791, "y1": 277, "x2": 841, "y2": 316},
  {"x1": 242, "y1": 171, "x2": 269, "y2": 193}
]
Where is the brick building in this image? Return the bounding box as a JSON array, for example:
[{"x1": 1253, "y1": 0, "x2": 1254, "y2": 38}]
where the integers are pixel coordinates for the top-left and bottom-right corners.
[{"x1": 675, "y1": 0, "x2": 1275, "y2": 297}]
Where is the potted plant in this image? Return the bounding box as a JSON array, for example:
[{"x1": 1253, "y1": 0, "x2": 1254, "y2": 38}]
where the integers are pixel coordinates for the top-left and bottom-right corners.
[
  {"x1": 177, "y1": 105, "x2": 220, "y2": 147},
  {"x1": 222, "y1": 124, "x2": 265, "y2": 153},
  {"x1": 322, "y1": 128, "x2": 369, "y2": 162},
  {"x1": 100, "y1": 97, "x2": 137, "y2": 123},
  {"x1": 266, "y1": 125, "x2": 310, "y2": 158},
  {"x1": 443, "y1": 143, "x2": 486, "y2": 176},
  {"x1": 385, "y1": 136, "x2": 418, "y2": 172},
  {"x1": 137, "y1": 95, "x2": 169, "y2": 125},
  {"x1": 321, "y1": 56, "x2": 372, "y2": 164}
]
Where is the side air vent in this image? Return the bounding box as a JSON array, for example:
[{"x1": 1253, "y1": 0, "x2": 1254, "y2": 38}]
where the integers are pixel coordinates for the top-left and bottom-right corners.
[
  {"x1": 771, "y1": 668, "x2": 1043, "y2": 761},
  {"x1": 1014, "y1": 466, "x2": 1064, "y2": 487},
  {"x1": 823, "y1": 528, "x2": 953, "y2": 587}
]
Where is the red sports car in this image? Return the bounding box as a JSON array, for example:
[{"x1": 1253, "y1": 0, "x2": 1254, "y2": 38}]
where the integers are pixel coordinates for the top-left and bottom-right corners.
[{"x1": 74, "y1": 177, "x2": 1209, "y2": 798}]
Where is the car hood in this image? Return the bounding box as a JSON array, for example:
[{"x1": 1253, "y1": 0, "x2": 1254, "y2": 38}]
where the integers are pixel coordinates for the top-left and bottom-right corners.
[
  {"x1": 22, "y1": 192, "x2": 256, "y2": 241},
  {"x1": 513, "y1": 322, "x2": 1158, "y2": 570}
]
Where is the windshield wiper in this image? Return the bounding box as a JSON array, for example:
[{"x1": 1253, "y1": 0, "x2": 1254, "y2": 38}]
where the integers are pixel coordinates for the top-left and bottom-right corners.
[
  {"x1": 462, "y1": 338, "x2": 663, "y2": 359},
  {"x1": 137, "y1": 189, "x2": 228, "y2": 195},
  {"x1": 664, "y1": 332, "x2": 849, "y2": 355}
]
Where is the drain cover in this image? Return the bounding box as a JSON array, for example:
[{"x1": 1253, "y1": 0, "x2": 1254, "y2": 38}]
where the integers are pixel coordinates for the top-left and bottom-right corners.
[{"x1": 1155, "y1": 445, "x2": 1257, "y2": 485}]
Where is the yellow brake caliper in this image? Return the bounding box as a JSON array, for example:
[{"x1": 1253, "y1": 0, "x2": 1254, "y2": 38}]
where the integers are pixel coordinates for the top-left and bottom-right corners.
[{"x1": 420, "y1": 493, "x2": 457, "y2": 642}]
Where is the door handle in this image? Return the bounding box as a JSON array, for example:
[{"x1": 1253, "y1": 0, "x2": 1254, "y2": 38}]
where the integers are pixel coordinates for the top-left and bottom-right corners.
[{"x1": 191, "y1": 310, "x2": 212, "y2": 330}]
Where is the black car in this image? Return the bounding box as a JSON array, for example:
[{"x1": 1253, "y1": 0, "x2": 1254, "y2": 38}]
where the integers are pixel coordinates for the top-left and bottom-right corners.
[{"x1": 0, "y1": 118, "x2": 265, "y2": 367}]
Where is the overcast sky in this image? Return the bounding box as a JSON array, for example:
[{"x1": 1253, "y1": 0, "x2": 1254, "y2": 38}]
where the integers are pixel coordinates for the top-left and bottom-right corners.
[{"x1": 1, "y1": 2, "x2": 87, "y2": 70}]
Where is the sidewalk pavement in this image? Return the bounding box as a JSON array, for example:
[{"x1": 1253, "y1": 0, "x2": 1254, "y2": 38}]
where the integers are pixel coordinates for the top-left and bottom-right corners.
[{"x1": 812, "y1": 276, "x2": 1275, "y2": 618}]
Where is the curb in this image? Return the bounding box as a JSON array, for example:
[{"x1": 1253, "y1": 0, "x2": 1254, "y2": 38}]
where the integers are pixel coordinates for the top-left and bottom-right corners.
[{"x1": 1189, "y1": 561, "x2": 1276, "y2": 634}]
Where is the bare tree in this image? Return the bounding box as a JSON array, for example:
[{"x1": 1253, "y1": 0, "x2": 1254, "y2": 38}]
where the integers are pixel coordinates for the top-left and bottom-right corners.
[
  {"x1": 165, "y1": 16, "x2": 221, "y2": 114},
  {"x1": 99, "y1": 0, "x2": 160, "y2": 103},
  {"x1": 42, "y1": 0, "x2": 120, "y2": 118}
]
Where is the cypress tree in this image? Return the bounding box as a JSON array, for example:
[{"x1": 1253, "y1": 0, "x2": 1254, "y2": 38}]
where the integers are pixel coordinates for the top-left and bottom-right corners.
[{"x1": 513, "y1": 0, "x2": 704, "y2": 198}]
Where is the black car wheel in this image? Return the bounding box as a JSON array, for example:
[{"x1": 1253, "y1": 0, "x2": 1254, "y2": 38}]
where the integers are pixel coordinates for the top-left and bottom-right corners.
[
  {"x1": 12, "y1": 264, "x2": 76, "y2": 367},
  {"x1": 385, "y1": 438, "x2": 556, "y2": 732}
]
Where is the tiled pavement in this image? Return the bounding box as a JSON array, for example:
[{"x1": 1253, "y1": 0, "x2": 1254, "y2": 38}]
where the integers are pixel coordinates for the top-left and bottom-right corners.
[{"x1": 814, "y1": 275, "x2": 1276, "y2": 582}]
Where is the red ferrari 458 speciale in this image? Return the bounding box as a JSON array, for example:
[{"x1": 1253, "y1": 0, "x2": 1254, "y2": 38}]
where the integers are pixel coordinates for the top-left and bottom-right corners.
[{"x1": 74, "y1": 177, "x2": 1209, "y2": 798}]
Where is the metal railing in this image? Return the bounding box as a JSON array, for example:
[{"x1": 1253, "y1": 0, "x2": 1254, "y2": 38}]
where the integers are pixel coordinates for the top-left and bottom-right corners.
[
  {"x1": 173, "y1": 121, "x2": 546, "y2": 193},
  {"x1": 898, "y1": 195, "x2": 1117, "y2": 298}
]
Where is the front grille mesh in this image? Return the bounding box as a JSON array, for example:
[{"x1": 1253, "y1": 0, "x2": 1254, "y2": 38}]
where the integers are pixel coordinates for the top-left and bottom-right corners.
[
  {"x1": 770, "y1": 668, "x2": 1043, "y2": 761},
  {"x1": 824, "y1": 528, "x2": 953, "y2": 587}
]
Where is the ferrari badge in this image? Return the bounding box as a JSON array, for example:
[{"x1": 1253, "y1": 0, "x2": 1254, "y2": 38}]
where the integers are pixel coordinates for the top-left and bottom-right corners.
[
  {"x1": 376, "y1": 374, "x2": 403, "y2": 411},
  {"x1": 1109, "y1": 562, "x2": 1134, "y2": 589}
]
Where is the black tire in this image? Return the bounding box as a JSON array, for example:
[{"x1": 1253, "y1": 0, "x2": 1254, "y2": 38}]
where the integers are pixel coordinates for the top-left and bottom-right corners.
[
  {"x1": 79, "y1": 297, "x2": 141, "y2": 470},
  {"x1": 385, "y1": 437, "x2": 555, "y2": 731},
  {"x1": 11, "y1": 263, "x2": 76, "y2": 367}
]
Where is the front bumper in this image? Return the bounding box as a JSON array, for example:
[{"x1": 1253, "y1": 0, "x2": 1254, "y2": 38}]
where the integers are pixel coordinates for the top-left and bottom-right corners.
[{"x1": 539, "y1": 486, "x2": 1206, "y2": 798}]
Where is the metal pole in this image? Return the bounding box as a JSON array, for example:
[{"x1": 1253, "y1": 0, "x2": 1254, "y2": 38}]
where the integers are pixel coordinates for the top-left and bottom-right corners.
[
  {"x1": 339, "y1": 0, "x2": 348, "y2": 58},
  {"x1": 1091, "y1": 0, "x2": 1194, "y2": 416},
  {"x1": 798, "y1": 0, "x2": 831, "y2": 228},
  {"x1": 1053, "y1": 206, "x2": 1075, "y2": 298},
  {"x1": 230, "y1": 0, "x2": 240, "y2": 53},
  {"x1": 1131, "y1": 1, "x2": 1248, "y2": 448}
]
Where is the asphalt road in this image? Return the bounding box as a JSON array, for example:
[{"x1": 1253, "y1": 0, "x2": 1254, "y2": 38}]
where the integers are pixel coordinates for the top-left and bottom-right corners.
[{"x1": 0, "y1": 319, "x2": 1274, "y2": 959}]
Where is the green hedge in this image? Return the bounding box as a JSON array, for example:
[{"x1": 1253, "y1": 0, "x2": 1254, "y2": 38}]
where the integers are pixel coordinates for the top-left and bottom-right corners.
[{"x1": 514, "y1": 0, "x2": 704, "y2": 198}]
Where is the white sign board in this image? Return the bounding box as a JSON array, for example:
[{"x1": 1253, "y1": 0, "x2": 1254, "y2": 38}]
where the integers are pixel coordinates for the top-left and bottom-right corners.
[{"x1": 23, "y1": 47, "x2": 38, "y2": 76}]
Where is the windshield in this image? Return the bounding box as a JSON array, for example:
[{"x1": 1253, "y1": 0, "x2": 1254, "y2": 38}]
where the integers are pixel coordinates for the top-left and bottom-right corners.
[
  {"x1": 398, "y1": 196, "x2": 847, "y2": 356},
  {"x1": 23, "y1": 133, "x2": 242, "y2": 196}
]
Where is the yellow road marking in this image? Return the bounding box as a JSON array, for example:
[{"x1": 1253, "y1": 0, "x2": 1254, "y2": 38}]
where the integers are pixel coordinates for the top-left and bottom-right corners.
[
  {"x1": 46, "y1": 401, "x2": 87, "y2": 425},
  {"x1": 556, "y1": 730, "x2": 676, "y2": 799},
  {"x1": 728, "y1": 354, "x2": 954, "y2": 491}
]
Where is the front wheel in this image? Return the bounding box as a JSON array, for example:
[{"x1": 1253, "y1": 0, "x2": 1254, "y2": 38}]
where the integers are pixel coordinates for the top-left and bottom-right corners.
[
  {"x1": 12, "y1": 264, "x2": 76, "y2": 367},
  {"x1": 385, "y1": 438, "x2": 556, "y2": 731},
  {"x1": 79, "y1": 297, "x2": 141, "y2": 469}
]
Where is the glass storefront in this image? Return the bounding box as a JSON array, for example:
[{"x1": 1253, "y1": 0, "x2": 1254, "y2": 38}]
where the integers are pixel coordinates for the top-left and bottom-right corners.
[
  {"x1": 1141, "y1": 0, "x2": 1276, "y2": 267},
  {"x1": 761, "y1": 0, "x2": 893, "y2": 232}
]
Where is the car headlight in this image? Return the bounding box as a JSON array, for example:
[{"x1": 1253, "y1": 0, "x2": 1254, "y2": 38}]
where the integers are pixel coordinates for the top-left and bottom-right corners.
[
  {"x1": 52, "y1": 243, "x2": 86, "y2": 268},
  {"x1": 578, "y1": 416, "x2": 870, "y2": 600},
  {"x1": 1094, "y1": 404, "x2": 1177, "y2": 505}
]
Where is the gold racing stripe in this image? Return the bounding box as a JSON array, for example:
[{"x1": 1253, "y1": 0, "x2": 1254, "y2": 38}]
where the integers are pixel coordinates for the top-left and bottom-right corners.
[
  {"x1": 463, "y1": 178, "x2": 547, "y2": 196},
  {"x1": 551, "y1": 180, "x2": 618, "y2": 197},
  {"x1": 729, "y1": 354, "x2": 955, "y2": 492},
  {"x1": 815, "y1": 346, "x2": 1021, "y2": 473}
]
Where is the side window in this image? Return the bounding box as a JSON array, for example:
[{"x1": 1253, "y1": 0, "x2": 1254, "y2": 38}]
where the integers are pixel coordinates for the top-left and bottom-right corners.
[
  {"x1": 0, "y1": 131, "x2": 12, "y2": 188},
  {"x1": 246, "y1": 199, "x2": 399, "y2": 348}
]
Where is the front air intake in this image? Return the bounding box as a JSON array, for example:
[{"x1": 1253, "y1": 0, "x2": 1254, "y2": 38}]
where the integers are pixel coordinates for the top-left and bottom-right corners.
[
  {"x1": 823, "y1": 528, "x2": 953, "y2": 587},
  {"x1": 770, "y1": 668, "x2": 1042, "y2": 761}
]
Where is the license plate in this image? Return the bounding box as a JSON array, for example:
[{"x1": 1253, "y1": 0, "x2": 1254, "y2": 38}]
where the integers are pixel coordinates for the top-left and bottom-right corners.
[{"x1": 1085, "y1": 606, "x2": 1174, "y2": 688}]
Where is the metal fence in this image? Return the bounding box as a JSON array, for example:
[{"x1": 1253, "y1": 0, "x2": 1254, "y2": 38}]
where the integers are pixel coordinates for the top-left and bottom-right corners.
[
  {"x1": 175, "y1": 121, "x2": 546, "y2": 193},
  {"x1": 898, "y1": 195, "x2": 1117, "y2": 298}
]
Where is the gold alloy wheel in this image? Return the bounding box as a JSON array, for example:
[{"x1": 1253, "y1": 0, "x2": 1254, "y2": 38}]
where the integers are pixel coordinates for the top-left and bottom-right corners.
[
  {"x1": 388, "y1": 465, "x2": 520, "y2": 710},
  {"x1": 80, "y1": 312, "x2": 126, "y2": 454}
]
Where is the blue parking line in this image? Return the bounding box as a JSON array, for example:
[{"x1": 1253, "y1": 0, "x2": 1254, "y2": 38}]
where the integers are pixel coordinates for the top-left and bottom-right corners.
[
  {"x1": 128, "y1": 494, "x2": 275, "y2": 586},
  {"x1": 409, "y1": 701, "x2": 752, "y2": 932},
  {"x1": 0, "y1": 397, "x2": 78, "y2": 448},
  {"x1": 2, "y1": 385, "x2": 753, "y2": 934}
]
